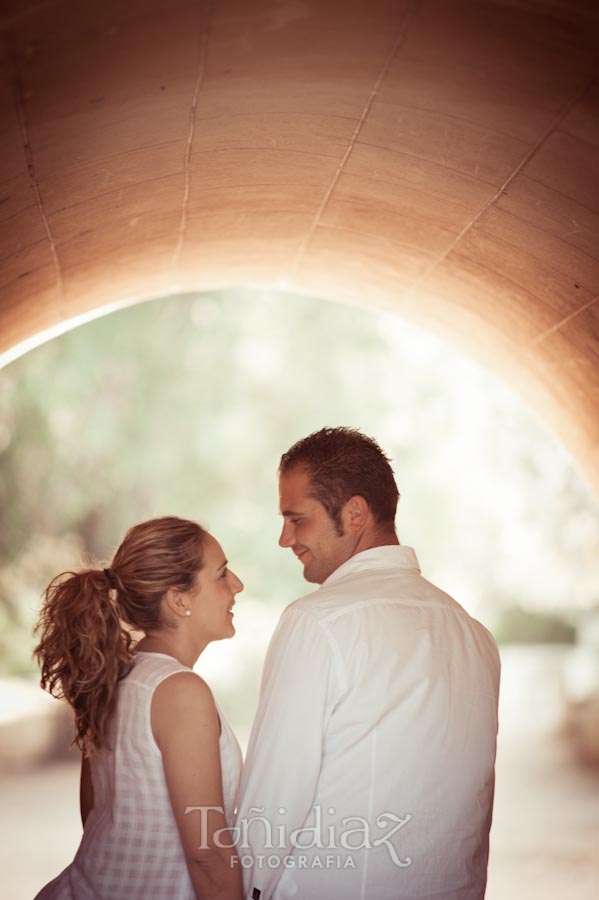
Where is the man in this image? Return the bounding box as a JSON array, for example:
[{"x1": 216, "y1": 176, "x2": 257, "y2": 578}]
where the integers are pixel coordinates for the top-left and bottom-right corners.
[{"x1": 236, "y1": 427, "x2": 500, "y2": 900}]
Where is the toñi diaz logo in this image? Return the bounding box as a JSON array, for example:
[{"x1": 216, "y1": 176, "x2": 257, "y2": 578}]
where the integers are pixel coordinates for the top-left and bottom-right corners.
[{"x1": 184, "y1": 804, "x2": 413, "y2": 870}]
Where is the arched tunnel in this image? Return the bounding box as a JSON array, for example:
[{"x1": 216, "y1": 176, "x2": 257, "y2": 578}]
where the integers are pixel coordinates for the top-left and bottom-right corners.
[{"x1": 1, "y1": 0, "x2": 597, "y2": 491}]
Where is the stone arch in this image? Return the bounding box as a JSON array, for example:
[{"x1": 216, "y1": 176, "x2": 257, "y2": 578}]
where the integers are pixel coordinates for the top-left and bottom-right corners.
[{"x1": 1, "y1": 0, "x2": 597, "y2": 491}]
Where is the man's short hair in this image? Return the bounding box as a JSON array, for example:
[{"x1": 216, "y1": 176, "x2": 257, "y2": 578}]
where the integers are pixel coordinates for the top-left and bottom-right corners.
[{"x1": 279, "y1": 427, "x2": 399, "y2": 534}]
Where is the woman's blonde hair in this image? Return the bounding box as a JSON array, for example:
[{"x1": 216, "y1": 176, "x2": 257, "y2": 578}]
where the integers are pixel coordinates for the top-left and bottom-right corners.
[{"x1": 34, "y1": 516, "x2": 207, "y2": 755}]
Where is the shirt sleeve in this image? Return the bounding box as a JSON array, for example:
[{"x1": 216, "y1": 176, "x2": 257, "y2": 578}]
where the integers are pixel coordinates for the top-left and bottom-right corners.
[{"x1": 235, "y1": 603, "x2": 344, "y2": 900}]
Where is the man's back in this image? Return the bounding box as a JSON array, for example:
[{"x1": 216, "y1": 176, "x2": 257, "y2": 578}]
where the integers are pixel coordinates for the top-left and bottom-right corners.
[{"x1": 237, "y1": 546, "x2": 500, "y2": 900}]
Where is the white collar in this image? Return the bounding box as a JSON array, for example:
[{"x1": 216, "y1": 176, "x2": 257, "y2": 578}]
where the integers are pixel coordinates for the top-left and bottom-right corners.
[{"x1": 322, "y1": 545, "x2": 421, "y2": 587}]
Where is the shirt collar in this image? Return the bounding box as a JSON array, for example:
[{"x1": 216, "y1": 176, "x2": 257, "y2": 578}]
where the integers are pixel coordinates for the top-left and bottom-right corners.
[{"x1": 322, "y1": 545, "x2": 421, "y2": 587}]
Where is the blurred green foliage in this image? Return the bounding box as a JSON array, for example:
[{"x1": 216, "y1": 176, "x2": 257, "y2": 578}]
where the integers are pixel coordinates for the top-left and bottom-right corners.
[
  {"x1": 492, "y1": 606, "x2": 577, "y2": 644},
  {"x1": 1, "y1": 288, "x2": 597, "y2": 710}
]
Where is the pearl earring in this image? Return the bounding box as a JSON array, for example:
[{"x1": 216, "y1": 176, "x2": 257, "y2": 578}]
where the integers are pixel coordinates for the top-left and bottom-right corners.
[{"x1": 184, "y1": 609, "x2": 192, "y2": 617}]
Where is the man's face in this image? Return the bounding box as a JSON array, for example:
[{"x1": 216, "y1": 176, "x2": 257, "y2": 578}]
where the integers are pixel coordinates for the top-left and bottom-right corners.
[{"x1": 278, "y1": 466, "x2": 353, "y2": 584}]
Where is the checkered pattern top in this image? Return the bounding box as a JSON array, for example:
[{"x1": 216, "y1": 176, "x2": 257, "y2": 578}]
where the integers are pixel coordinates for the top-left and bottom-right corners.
[{"x1": 35, "y1": 651, "x2": 242, "y2": 899}]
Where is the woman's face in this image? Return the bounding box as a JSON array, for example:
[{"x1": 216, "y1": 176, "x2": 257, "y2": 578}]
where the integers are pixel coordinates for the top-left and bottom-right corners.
[{"x1": 189, "y1": 533, "x2": 243, "y2": 644}]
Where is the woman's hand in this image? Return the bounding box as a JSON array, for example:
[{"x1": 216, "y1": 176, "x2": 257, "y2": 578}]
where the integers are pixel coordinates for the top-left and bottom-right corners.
[{"x1": 152, "y1": 672, "x2": 243, "y2": 900}]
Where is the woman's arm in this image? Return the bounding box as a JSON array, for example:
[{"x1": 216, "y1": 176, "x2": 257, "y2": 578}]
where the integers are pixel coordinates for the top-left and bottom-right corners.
[
  {"x1": 79, "y1": 754, "x2": 94, "y2": 827},
  {"x1": 151, "y1": 672, "x2": 243, "y2": 900}
]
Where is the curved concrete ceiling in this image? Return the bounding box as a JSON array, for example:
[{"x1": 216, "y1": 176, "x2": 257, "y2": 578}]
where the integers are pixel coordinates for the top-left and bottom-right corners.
[{"x1": 1, "y1": 0, "x2": 598, "y2": 491}]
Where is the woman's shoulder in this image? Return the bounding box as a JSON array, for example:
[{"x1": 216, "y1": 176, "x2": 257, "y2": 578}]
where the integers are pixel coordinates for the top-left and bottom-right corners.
[
  {"x1": 119, "y1": 653, "x2": 199, "y2": 704},
  {"x1": 150, "y1": 668, "x2": 218, "y2": 749},
  {"x1": 153, "y1": 667, "x2": 214, "y2": 704},
  {"x1": 148, "y1": 661, "x2": 216, "y2": 718}
]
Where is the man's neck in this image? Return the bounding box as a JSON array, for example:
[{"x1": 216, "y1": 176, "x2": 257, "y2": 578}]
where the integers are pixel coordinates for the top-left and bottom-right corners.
[
  {"x1": 349, "y1": 528, "x2": 399, "y2": 558},
  {"x1": 369, "y1": 530, "x2": 400, "y2": 549}
]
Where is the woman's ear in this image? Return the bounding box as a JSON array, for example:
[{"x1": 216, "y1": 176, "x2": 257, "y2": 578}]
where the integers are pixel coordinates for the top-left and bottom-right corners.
[
  {"x1": 342, "y1": 495, "x2": 370, "y2": 533},
  {"x1": 163, "y1": 587, "x2": 190, "y2": 620}
]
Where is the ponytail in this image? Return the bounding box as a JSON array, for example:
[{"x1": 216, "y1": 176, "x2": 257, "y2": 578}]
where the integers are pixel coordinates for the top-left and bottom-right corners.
[{"x1": 34, "y1": 569, "x2": 135, "y2": 755}]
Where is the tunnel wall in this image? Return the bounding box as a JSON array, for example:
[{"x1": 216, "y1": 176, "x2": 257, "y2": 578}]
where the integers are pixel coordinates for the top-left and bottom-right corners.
[{"x1": 1, "y1": 0, "x2": 597, "y2": 491}]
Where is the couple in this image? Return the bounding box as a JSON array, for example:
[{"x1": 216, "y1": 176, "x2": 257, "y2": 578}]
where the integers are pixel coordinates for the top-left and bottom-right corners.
[{"x1": 34, "y1": 427, "x2": 500, "y2": 900}]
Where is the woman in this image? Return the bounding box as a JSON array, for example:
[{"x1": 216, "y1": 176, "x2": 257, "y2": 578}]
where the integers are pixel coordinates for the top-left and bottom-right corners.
[{"x1": 33, "y1": 516, "x2": 244, "y2": 900}]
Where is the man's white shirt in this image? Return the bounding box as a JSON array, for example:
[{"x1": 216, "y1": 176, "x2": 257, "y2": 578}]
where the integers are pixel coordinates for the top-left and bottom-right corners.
[{"x1": 236, "y1": 546, "x2": 500, "y2": 900}]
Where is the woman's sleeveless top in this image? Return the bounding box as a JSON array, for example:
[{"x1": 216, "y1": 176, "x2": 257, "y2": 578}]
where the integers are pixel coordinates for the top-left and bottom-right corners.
[{"x1": 35, "y1": 651, "x2": 242, "y2": 900}]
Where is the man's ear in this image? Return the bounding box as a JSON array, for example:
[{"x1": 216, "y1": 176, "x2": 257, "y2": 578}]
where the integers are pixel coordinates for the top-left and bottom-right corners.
[
  {"x1": 163, "y1": 587, "x2": 189, "y2": 620},
  {"x1": 342, "y1": 495, "x2": 370, "y2": 533}
]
